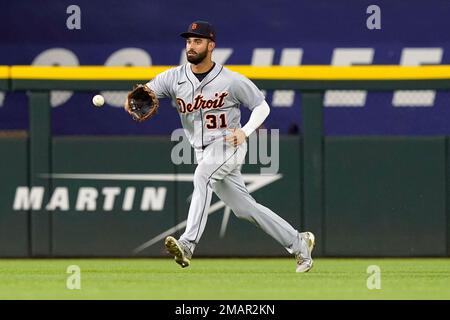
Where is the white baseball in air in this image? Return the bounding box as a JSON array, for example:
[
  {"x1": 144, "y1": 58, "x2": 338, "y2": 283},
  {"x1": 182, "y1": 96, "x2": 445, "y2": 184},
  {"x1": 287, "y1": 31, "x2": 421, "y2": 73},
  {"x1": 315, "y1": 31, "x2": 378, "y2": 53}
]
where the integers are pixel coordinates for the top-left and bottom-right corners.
[{"x1": 92, "y1": 94, "x2": 105, "y2": 107}]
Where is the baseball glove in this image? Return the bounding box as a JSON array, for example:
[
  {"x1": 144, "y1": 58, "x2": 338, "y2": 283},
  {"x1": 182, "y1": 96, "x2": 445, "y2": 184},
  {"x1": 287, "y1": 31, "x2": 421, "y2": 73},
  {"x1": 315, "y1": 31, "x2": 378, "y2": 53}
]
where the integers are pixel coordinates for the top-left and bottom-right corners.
[{"x1": 125, "y1": 84, "x2": 159, "y2": 122}]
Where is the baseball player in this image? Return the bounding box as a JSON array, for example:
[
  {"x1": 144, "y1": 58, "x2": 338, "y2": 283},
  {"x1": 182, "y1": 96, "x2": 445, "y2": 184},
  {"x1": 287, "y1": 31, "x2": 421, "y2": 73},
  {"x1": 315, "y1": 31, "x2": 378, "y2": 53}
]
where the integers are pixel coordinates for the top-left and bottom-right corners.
[{"x1": 130, "y1": 21, "x2": 315, "y2": 273}]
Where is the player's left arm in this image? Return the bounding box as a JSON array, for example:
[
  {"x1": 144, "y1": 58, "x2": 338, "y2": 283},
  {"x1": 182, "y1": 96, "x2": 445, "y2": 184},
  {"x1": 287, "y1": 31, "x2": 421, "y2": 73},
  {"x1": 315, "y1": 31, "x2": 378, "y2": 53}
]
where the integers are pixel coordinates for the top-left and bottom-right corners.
[
  {"x1": 225, "y1": 100, "x2": 270, "y2": 147},
  {"x1": 225, "y1": 74, "x2": 269, "y2": 147}
]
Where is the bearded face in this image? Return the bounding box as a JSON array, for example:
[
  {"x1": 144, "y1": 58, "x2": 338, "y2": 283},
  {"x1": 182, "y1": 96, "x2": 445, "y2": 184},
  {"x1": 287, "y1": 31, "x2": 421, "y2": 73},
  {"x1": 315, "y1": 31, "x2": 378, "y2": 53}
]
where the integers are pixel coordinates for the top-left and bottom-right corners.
[
  {"x1": 187, "y1": 48, "x2": 208, "y2": 65},
  {"x1": 186, "y1": 38, "x2": 211, "y2": 65}
]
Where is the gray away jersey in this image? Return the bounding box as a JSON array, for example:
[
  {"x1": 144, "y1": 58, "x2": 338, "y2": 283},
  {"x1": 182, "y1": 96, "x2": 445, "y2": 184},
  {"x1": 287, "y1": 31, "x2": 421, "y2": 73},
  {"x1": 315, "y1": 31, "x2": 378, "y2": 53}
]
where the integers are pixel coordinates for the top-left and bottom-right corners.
[{"x1": 146, "y1": 62, "x2": 265, "y2": 149}]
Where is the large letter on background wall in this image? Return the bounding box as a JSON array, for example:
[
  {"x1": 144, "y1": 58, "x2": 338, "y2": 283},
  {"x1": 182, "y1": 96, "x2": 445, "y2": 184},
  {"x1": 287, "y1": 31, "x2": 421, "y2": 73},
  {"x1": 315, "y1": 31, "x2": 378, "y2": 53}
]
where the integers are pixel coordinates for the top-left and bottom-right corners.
[
  {"x1": 101, "y1": 48, "x2": 152, "y2": 107},
  {"x1": 324, "y1": 48, "x2": 374, "y2": 107},
  {"x1": 272, "y1": 49, "x2": 303, "y2": 107},
  {"x1": 251, "y1": 48, "x2": 303, "y2": 108},
  {"x1": 392, "y1": 48, "x2": 443, "y2": 107},
  {"x1": 32, "y1": 48, "x2": 79, "y2": 107}
]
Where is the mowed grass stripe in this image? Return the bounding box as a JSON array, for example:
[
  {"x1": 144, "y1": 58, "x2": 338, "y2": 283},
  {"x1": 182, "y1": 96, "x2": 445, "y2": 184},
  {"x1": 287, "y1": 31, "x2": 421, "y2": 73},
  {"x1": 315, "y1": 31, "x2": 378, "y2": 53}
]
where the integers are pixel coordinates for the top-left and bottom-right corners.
[{"x1": 0, "y1": 258, "x2": 449, "y2": 299}]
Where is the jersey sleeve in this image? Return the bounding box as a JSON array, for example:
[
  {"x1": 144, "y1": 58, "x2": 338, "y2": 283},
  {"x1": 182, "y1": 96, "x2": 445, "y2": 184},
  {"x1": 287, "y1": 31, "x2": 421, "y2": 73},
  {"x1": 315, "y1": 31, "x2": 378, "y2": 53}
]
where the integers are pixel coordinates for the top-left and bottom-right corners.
[
  {"x1": 146, "y1": 69, "x2": 174, "y2": 99},
  {"x1": 231, "y1": 73, "x2": 265, "y2": 110}
]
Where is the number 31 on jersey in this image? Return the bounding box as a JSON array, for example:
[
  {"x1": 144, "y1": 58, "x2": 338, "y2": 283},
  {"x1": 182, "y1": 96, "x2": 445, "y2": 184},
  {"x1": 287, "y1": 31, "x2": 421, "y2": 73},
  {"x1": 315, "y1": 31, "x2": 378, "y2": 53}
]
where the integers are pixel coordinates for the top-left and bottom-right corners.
[{"x1": 205, "y1": 113, "x2": 227, "y2": 129}]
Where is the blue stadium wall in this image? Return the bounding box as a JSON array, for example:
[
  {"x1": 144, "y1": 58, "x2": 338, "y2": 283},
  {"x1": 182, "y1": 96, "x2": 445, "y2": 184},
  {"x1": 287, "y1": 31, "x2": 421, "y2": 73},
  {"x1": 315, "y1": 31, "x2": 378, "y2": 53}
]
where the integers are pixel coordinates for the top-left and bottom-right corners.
[
  {"x1": 1, "y1": 0, "x2": 450, "y2": 135},
  {"x1": 1, "y1": 1, "x2": 450, "y2": 258}
]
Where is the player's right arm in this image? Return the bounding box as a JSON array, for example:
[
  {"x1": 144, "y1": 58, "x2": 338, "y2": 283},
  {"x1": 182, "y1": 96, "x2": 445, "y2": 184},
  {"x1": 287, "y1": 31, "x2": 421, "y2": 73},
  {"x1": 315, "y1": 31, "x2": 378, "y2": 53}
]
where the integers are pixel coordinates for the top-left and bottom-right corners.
[
  {"x1": 145, "y1": 68, "x2": 175, "y2": 99},
  {"x1": 124, "y1": 69, "x2": 175, "y2": 110}
]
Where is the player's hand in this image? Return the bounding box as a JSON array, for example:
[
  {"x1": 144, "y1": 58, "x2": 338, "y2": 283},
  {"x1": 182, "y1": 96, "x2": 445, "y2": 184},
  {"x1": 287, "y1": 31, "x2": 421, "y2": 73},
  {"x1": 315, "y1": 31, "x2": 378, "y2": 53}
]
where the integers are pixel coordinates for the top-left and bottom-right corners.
[{"x1": 224, "y1": 128, "x2": 246, "y2": 147}]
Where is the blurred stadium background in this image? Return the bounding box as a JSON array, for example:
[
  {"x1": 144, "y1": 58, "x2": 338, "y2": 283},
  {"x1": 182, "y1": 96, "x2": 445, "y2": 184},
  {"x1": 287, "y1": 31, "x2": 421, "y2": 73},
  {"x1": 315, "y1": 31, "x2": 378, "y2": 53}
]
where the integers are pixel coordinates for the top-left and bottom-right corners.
[{"x1": 1, "y1": 0, "x2": 450, "y2": 300}]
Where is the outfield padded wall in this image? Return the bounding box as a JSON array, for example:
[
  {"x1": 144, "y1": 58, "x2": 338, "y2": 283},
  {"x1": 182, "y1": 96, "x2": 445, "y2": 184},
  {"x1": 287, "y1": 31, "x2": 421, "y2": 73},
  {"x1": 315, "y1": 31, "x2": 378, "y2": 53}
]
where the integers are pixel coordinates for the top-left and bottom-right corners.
[
  {"x1": 1, "y1": 136, "x2": 449, "y2": 257},
  {"x1": 324, "y1": 137, "x2": 447, "y2": 256},
  {"x1": 50, "y1": 137, "x2": 177, "y2": 257},
  {"x1": 0, "y1": 138, "x2": 29, "y2": 257}
]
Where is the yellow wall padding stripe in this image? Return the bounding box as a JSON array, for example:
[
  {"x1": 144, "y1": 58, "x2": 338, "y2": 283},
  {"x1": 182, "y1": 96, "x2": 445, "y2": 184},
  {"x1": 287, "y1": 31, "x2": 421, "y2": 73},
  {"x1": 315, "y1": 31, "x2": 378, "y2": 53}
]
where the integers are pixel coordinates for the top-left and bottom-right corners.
[
  {"x1": 10, "y1": 66, "x2": 173, "y2": 80},
  {"x1": 9, "y1": 65, "x2": 450, "y2": 81},
  {"x1": 0, "y1": 66, "x2": 9, "y2": 79},
  {"x1": 230, "y1": 66, "x2": 450, "y2": 80}
]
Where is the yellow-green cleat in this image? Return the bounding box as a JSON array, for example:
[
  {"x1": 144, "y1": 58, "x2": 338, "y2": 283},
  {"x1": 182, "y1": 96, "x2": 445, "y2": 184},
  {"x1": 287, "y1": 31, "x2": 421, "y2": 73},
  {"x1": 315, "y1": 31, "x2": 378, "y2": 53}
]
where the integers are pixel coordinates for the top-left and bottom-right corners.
[
  {"x1": 295, "y1": 232, "x2": 315, "y2": 273},
  {"x1": 165, "y1": 236, "x2": 191, "y2": 268}
]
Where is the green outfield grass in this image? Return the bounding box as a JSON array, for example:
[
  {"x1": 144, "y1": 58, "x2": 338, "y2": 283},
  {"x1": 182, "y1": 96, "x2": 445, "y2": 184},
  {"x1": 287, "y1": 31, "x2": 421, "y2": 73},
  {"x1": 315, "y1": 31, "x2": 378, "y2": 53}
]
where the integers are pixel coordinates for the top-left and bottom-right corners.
[{"x1": 0, "y1": 258, "x2": 449, "y2": 299}]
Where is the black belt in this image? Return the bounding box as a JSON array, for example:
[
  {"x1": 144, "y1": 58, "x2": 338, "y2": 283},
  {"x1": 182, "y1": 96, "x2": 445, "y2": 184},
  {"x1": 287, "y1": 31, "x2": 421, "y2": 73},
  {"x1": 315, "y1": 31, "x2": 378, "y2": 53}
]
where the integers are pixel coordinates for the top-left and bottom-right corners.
[{"x1": 195, "y1": 144, "x2": 207, "y2": 151}]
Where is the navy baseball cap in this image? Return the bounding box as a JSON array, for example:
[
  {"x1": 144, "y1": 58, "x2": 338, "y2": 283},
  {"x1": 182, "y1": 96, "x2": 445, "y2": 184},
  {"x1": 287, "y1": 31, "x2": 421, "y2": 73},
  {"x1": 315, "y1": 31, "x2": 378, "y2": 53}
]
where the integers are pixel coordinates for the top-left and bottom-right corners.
[{"x1": 180, "y1": 21, "x2": 216, "y2": 42}]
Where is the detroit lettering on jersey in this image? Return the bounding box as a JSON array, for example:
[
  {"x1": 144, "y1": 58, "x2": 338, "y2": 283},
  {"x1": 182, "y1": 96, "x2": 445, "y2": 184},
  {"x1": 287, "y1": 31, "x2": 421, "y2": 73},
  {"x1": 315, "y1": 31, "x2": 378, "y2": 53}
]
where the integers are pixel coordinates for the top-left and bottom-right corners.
[
  {"x1": 176, "y1": 92, "x2": 228, "y2": 114},
  {"x1": 146, "y1": 62, "x2": 265, "y2": 148}
]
